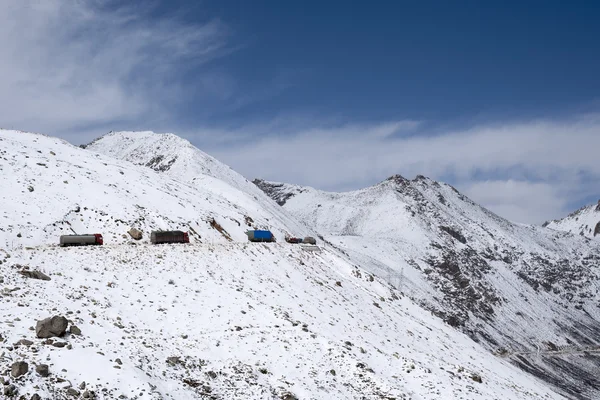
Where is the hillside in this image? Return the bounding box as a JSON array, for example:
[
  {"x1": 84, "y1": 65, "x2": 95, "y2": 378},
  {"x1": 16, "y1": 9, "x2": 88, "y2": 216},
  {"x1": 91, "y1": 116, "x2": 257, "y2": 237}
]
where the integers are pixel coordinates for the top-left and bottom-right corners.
[
  {"x1": 544, "y1": 201, "x2": 600, "y2": 239},
  {"x1": 0, "y1": 130, "x2": 312, "y2": 251},
  {"x1": 254, "y1": 175, "x2": 600, "y2": 400},
  {"x1": 0, "y1": 129, "x2": 567, "y2": 399},
  {"x1": 83, "y1": 131, "x2": 308, "y2": 242}
]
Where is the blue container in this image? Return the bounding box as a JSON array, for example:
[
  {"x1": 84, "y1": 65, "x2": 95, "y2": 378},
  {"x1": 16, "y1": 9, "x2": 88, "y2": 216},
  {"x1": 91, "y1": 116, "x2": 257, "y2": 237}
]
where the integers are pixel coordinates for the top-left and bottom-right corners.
[{"x1": 246, "y1": 230, "x2": 275, "y2": 242}]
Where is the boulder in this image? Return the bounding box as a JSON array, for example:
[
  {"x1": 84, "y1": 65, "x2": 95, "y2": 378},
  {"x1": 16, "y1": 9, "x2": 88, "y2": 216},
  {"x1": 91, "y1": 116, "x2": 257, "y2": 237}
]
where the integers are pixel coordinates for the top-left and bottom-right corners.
[
  {"x1": 11, "y1": 361, "x2": 28, "y2": 378},
  {"x1": 36, "y1": 364, "x2": 49, "y2": 377},
  {"x1": 70, "y1": 325, "x2": 82, "y2": 335},
  {"x1": 18, "y1": 270, "x2": 51, "y2": 281},
  {"x1": 128, "y1": 228, "x2": 143, "y2": 240},
  {"x1": 36, "y1": 316, "x2": 68, "y2": 338}
]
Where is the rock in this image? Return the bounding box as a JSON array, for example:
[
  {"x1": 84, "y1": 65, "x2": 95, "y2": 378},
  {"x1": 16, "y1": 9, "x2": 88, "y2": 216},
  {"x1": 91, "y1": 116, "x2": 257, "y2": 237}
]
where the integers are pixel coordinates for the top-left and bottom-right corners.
[
  {"x1": 82, "y1": 391, "x2": 95, "y2": 399},
  {"x1": 79, "y1": 382, "x2": 86, "y2": 390},
  {"x1": 36, "y1": 364, "x2": 49, "y2": 377},
  {"x1": 31, "y1": 394, "x2": 42, "y2": 400},
  {"x1": 471, "y1": 373, "x2": 483, "y2": 383},
  {"x1": 115, "y1": 358, "x2": 122, "y2": 365},
  {"x1": 36, "y1": 316, "x2": 68, "y2": 338},
  {"x1": 15, "y1": 339, "x2": 33, "y2": 347},
  {"x1": 3, "y1": 384, "x2": 17, "y2": 396},
  {"x1": 128, "y1": 228, "x2": 143, "y2": 240},
  {"x1": 206, "y1": 371, "x2": 217, "y2": 379},
  {"x1": 53, "y1": 342, "x2": 67, "y2": 348},
  {"x1": 70, "y1": 325, "x2": 82, "y2": 336},
  {"x1": 18, "y1": 270, "x2": 51, "y2": 281},
  {"x1": 280, "y1": 392, "x2": 298, "y2": 400},
  {"x1": 27, "y1": 186, "x2": 34, "y2": 192},
  {"x1": 11, "y1": 361, "x2": 28, "y2": 378},
  {"x1": 166, "y1": 356, "x2": 181, "y2": 367},
  {"x1": 66, "y1": 388, "x2": 80, "y2": 397}
]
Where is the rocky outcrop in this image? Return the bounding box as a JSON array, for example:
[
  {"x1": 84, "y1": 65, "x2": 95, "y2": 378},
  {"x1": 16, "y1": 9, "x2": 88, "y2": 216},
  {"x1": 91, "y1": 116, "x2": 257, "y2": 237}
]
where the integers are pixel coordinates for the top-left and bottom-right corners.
[{"x1": 36, "y1": 316, "x2": 68, "y2": 338}]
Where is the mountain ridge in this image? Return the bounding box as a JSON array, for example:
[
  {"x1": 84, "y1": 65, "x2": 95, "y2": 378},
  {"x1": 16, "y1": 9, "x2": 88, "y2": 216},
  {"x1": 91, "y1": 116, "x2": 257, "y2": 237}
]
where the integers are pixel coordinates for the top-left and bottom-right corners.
[{"x1": 254, "y1": 176, "x2": 600, "y2": 399}]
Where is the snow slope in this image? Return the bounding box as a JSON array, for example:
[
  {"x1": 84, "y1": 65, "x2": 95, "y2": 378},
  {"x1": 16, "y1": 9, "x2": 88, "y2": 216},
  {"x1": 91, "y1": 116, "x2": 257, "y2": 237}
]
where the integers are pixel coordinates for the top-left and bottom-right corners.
[
  {"x1": 545, "y1": 201, "x2": 600, "y2": 239},
  {"x1": 84, "y1": 131, "x2": 308, "y2": 241},
  {"x1": 0, "y1": 130, "x2": 312, "y2": 251},
  {"x1": 255, "y1": 175, "x2": 600, "y2": 400},
  {"x1": 0, "y1": 129, "x2": 567, "y2": 399}
]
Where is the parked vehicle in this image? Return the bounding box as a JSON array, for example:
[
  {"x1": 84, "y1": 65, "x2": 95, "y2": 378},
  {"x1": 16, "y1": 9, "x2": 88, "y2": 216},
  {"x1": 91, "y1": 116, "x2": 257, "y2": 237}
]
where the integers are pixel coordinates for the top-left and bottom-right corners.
[
  {"x1": 60, "y1": 234, "x2": 103, "y2": 247},
  {"x1": 246, "y1": 230, "x2": 276, "y2": 242},
  {"x1": 285, "y1": 237, "x2": 303, "y2": 244},
  {"x1": 303, "y1": 237, "x2": 317, "y2": 245},
  {"x1": 150, "y1": 230, "x2": 189, "y2": 244}
]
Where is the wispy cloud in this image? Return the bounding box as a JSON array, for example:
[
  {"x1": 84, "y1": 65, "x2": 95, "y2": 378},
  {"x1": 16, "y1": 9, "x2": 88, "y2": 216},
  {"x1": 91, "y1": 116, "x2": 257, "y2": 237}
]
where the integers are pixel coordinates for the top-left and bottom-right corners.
[
  {"x1": 0, "y1": 0, "x2": 229, "y2": 140},
  {"x1": 200, "y1": 113, "x2": 600, "y2": 223}
]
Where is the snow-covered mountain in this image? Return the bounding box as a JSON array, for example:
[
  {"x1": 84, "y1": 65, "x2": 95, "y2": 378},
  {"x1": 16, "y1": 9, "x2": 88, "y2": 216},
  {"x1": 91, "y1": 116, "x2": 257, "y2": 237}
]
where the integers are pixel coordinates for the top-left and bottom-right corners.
[
  {"x1": 0, "y1": 130, "x2": 312, "y2": 250},
  {"x1": 0, "y1": 129, "x2": 567, "y2": 399},
  {"x1": 544, "y1": 201, "x2": 600, "y2": 239},
  {"x1": 254, "y1": 175, "x2": 600, "y2": 400}
]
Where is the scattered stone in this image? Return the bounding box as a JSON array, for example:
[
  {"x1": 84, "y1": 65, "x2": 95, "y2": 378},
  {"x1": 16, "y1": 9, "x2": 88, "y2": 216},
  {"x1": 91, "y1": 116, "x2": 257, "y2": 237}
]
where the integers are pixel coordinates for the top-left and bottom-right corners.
[
  {"x1": 115, "y1": 358, "x2": 122, "y2": 365},
  {"x1": 36, "y1": 364, "x2": 49, "y2": 377},
  {"x1": 79, "y1": 382, "x2": 86, "y2": 390},
  {"x1": 206, "y1": 371, "x2": 218, "y2": 379},
  {"x1": 66, "y1": 388, "x2": 80, "y2": 397},
  {"x1": 70, "y1": 325, "x2": 82, "y2": 336},
  {"x1": 36, "y1": 316, "x2": 68, "y2": 338},
  {"x1": 3, "y1": 384, "x2": 17, "y2": 396},
  {"x1": 27, "y1": 186, "x2": 34, "y2": 192},
  {"x1": 11, "y1": 361, "x2": 28, "y2": 378},
  {"x1": 335, "y1": 281, "x2": 342, "y2": 287},
  {"x1": 166, "y1": 357, "x2": 181, "y2": 367},
  {"x1": 18, "y1": 270, "x2": 51, "y2": 281},
  {"x1": 235, "y1": 326, "x2": 243, "y2": 331},
  {"x1": 82, "y1": 391, "x2": 95, "y2": 399},
  {"x1": 31, "y1": 394, "x2": 42, "y2": 400},
  {"x1": 15, "y1": 339, "x2": 33, "y2": 347},
  {"x1": 128, "y1": 228, "x2": 143, "y2": 240},
  {"x1": 52, "y1": 342, "x2": 67, "y2": 348},
  {"x1": 471, "y1": 373, "x2": 483, "y2": 383},
  {"x1": 329, "y1": 369, "x2": 336, "y2": 376},
  {"x1": 280, "y1": 392, "x2": 298, "y2": 400}
]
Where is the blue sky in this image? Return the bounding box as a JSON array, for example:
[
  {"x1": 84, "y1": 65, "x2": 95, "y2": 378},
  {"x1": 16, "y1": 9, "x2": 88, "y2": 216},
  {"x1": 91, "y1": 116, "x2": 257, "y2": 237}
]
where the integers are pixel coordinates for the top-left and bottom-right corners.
[{"x1": 0, "y1": 0, "x2": 599, "y2": 223}]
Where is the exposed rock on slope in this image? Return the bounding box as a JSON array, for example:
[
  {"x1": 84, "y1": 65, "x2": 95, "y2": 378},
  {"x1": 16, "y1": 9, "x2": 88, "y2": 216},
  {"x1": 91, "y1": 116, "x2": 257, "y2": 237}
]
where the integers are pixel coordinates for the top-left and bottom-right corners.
[{"x1": 255, "y1": 175, "x2": 600, "y2": 400}]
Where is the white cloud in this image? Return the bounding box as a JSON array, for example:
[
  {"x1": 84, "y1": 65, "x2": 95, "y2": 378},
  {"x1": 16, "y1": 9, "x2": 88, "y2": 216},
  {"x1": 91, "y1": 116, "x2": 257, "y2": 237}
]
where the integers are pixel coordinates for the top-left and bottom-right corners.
[
  {"x1": 462, "y1": 180, "x2": 568, "y2": 224},
  {"x1": 0, "y1": 0, "x2": 229, "y2": 140},
  {"x1": 201, "y1": 114, "x2": 600, "y2": 223}
]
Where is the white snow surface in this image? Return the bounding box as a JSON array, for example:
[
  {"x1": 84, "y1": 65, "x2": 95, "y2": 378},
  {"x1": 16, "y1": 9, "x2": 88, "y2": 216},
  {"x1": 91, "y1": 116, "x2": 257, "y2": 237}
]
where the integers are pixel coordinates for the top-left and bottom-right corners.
[
  {"x1": 0, "y1": 129, "x2": 569, "y2": 399},
  {"x1": 255, "y1": 176, "x2": 600, "y2": 399},
  {"x1": 545, "y1": 201, "x2": 600, "y2": 239}
]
